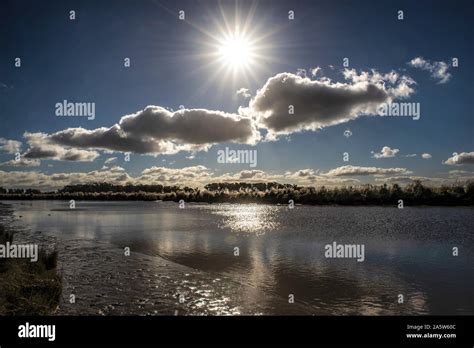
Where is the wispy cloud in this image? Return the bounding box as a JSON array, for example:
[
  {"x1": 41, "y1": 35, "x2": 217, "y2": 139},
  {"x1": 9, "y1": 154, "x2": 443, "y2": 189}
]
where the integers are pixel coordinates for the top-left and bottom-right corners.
[
  {"x1": 322, "y1": 165, "x2": 411, "y2": 177},
  {"x1": 408, "y1": 57, "x2": 452, "y2": 84},
  {"x1": 104, "y1": 157, "x2": 117, "y2": 164},
  {"x1": 236, "y1": 87, "x2": 251, "y2": 99},
  {"x1": 0, "y1": 158, "x2": 40, "y2": 167}
]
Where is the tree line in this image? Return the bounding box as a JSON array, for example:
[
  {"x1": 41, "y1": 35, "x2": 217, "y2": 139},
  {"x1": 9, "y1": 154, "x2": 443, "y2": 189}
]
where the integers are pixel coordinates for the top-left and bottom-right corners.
[{"x1": 0, "y1": 180, "x2": 473, "y2": 205}]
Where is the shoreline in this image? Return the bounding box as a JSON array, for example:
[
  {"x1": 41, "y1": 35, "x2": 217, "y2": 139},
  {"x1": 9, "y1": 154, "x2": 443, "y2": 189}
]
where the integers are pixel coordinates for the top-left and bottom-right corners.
[{"x1": 1, "y1": 196, "x2": 473, "y2": 207}]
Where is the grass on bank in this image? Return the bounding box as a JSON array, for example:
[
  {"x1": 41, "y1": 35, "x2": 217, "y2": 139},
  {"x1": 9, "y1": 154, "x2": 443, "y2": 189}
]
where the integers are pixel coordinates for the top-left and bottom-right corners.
[{"x1": 0, "y1": 225, "x2": 61, "y2": 315}]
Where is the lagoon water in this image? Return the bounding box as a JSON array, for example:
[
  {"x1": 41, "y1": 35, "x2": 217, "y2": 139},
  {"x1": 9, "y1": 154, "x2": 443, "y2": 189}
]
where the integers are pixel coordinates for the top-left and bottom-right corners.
[{"x1": 5, "y1": 200, "x2": 474, "y2": 315}]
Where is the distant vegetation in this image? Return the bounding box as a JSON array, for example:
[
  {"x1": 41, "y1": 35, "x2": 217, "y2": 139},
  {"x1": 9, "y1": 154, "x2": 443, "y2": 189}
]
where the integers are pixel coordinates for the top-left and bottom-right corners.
[
  {"x1": 0, "y1": 223, "x2": 61, "y2": 315},
  {"x1": 0, "y1": 180, "x2": 473, "y2": 205}
]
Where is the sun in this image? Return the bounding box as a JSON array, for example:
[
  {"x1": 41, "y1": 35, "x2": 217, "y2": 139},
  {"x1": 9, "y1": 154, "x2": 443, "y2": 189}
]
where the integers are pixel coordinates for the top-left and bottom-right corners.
[
  {"x1": 217, "y1": 34, "x2": 255, "y2": 71},
  {"x1": 185, "y1": 2, "x2": 283, "y2": 90}
]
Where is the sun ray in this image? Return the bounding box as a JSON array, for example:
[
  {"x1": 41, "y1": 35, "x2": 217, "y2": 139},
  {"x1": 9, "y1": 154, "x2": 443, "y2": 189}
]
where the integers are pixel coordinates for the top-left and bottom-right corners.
[{"x1": 151, "y1": 1, "x2": 290, "y2": 105}]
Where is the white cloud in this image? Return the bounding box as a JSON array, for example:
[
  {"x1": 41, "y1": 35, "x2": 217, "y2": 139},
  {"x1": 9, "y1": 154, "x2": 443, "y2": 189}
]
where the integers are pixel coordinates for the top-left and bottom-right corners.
[
  {"x1": 104, "y1": 157, "x2": 117, "y2": 164},
  {"x1": 7, "y1": 163, "x2": 469, "y2": 190},
  {"x1": 448, "y1": 170, "x2": 472, "y2": 176},
  {"x1": 443, "y1": 152, "x2": 474, "y2": 165},
  {"x1": 296, "y1": 68, "x2": 307, "y2": 78},
  {"x1": 0, "y1": 158, "x2": 40, "y2": 167},
  {"x1": 372, "y1": 146, "x2": 399, "y2": 159},
  {"x1": 408, "y1": 57, "x2": 452, "y2": 84},
  {"x1": 109, "y1": 165, "x2": 125, "y2": 172},
  {"x1": 447, "y1": 170, "x2": 474, "y2": 181},
  {"x1": 421, "y1": 153, "x2": 432, "y2": 159},
  {"x1": 238, "y1": 170, "x2": 266, "y2": 179},
  {"x1": 212, "y1": 169, "x2": 359, "y2": 186},
  {"x1": 139, "y1": 165, "x2": 212, "y2": 184},
  {"x1": 323, "y1": 165, "x2": 411, "y2": 177},
  {"x1": 0, "y1": 166, "x2": 359, "y2": 190},
  {"x1": 310, "y1": 67, "x2": 321, "y2": 77},
  {"x1": 0, "y1": 138, "x2": 22, "y2": 154},
  {"x1": 236, "y1": 88, "x2": 251, "y2": 99},
  {"x1": 343, "y1": 69, "x2": 416, "y2": 98},
  {"x1": 0, "y1": 167, "x2": 132, "y2": 190}
]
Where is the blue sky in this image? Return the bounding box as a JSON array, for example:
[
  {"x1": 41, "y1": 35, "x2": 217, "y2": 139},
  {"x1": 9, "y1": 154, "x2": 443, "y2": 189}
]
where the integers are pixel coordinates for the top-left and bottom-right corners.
[{"x1": 0, "y1": 0, "x2": 473, "y2": 189}]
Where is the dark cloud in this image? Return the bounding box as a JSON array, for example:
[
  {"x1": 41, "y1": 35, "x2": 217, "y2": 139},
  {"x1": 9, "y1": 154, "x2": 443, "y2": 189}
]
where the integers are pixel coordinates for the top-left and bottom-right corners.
[
  {"x1": 49, "y1": 125, "x2": 166, "y2": 154},
  {"x1": 22, "y1": 132, "x2": 99, "y2": 162},
  {"x1": 119, "y1": 106, "x2": 259, "y2": 145},
  {"x1": 249, "y1": 72, "x2": 393, "y2": 136},
  {"x1": 45, "y1": 106, "x2": 259, "y2": 155}
]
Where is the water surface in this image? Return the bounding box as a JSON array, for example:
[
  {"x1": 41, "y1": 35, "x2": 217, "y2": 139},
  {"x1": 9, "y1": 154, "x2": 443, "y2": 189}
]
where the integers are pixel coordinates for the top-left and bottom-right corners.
[{"x1": 6, "y1": 200, "x2": 474, "y2": 315}]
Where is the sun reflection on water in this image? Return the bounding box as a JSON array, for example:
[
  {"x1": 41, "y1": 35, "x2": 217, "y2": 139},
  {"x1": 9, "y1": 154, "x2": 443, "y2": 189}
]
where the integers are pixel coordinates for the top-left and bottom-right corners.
[{"x1": 211, "y1": 204, "x2": 281, "y2": 235}]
